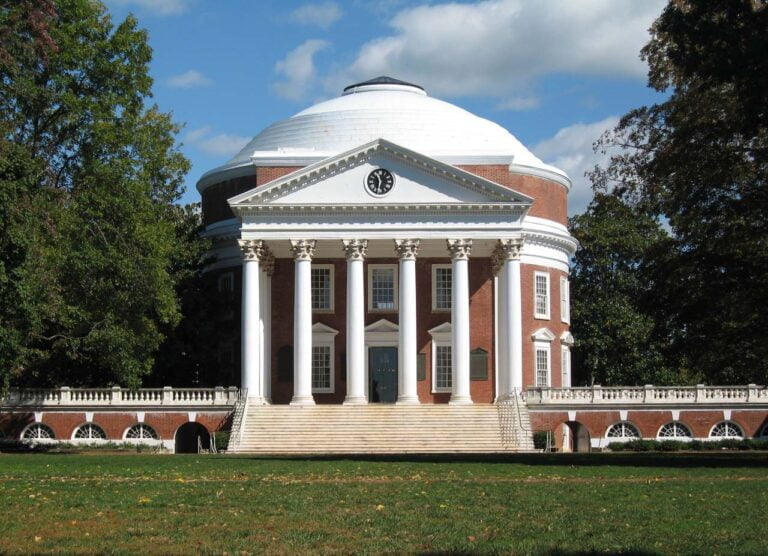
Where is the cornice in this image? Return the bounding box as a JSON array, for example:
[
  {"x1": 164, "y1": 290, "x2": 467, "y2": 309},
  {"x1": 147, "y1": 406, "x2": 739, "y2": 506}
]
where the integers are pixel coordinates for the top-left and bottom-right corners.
[{"x1": 234, "y1": 202, "x2": 529, "y2": 218}]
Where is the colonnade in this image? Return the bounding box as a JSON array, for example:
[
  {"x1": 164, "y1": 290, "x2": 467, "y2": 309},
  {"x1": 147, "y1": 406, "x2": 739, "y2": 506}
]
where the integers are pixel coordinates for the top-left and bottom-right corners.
[{"x1": 238, "y1": 238, "x2": 524, "y2": 405}]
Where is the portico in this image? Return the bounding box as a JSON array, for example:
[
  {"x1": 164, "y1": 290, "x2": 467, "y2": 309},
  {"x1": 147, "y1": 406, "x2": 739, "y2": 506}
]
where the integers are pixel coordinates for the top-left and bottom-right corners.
[{"x1": 229, "y1": 138, "x2": 537, "y2": 406}]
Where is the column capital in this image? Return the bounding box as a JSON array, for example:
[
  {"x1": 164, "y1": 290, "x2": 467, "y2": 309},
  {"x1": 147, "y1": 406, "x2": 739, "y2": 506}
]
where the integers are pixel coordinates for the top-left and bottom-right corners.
[
  {"x1": 498, "y1": 238, "x2": 524, "y2": 260},
  {"x1": 342, "y1": 239, "x2": 368, "y2": 261},
  {"x1": 261, "y1": 250, "x2": 275, "y2": 276},
  {"x1": 238, "y1": 239, "x2": 263, "y2": 262},
  {"x1": 447, "y1": 239, "x2": 472, "y2": 261},
  {"x1": 394, "y1": 239, "x2": 420, "y2": 260},
  {"x1": 289, "y1": 239, "x2": 316, "y2": 261}
]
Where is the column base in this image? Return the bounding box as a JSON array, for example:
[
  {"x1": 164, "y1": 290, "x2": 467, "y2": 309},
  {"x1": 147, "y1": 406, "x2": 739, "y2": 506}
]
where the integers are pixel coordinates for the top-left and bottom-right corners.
[
  {"x1": 449, "y1": 396, "x2": 473, "y2": 405},
  {"x1": 289, "y1": 396, "x2": 316, "y2": 406},
  {"x1": 343, "y1": 396, "x2": 367, "y2": 405},
  {"x1": 495, "y1": 393, "x2": 513, "y2": 403},
  {"x1": 396, "y1": 396, "x2": 420, "y2": 405},
  {"x1": 248, "y1": 396, "x2": 270, "y2": 406}
]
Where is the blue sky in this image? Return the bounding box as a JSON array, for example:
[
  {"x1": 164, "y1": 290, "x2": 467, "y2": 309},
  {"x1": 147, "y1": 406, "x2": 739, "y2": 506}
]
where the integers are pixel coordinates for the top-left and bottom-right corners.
[{"x1": 104, "y1": 0, "x2": 667, "y2": 214}]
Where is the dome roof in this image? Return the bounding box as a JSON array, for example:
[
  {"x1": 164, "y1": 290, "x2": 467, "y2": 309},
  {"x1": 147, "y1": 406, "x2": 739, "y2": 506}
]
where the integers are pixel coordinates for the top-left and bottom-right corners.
[{"x1": 199, "y1": 77, "x2": 569, "y2": 190}]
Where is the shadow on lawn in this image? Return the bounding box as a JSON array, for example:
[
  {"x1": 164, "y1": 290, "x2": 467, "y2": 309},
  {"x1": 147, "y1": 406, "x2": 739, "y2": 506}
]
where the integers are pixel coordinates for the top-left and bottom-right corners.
[{"x1": 240, "y1": 452, "x2": 768, "y2": 468}]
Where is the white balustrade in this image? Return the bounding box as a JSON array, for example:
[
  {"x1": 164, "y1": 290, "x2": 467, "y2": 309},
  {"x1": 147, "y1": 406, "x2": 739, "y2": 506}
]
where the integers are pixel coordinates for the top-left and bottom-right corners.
[
  {"x1": 526, "y1": 385, "x2": 767, "y2": 406},
  {"x1": 1, "y1": 387, "x2": 240, "y2": 408}
]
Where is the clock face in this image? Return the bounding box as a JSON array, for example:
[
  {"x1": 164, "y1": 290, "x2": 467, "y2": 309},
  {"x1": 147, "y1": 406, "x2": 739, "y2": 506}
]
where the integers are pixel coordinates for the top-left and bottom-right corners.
[{"x1": 366, "y1": 168, "x2": 395, "y2": 196}]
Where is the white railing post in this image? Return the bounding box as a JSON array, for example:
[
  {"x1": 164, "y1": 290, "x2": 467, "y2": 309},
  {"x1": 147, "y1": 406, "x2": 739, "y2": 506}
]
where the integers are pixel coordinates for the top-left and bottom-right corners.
[
  {"x1": 111, "y1": 386, "x2": 121, "y2": 405},
  {"x1": 60, "y1": 386, "x2": 70, "y2": 405},
  {"x1": 643, "y1": 384, "x2": 653, "y2": 404},
  {"x1": 747, "y1": 384, "x2": 757, "y2": 403},
  {"x1": 695, "y1": 384, "x2": 705, "y2": 403},
  {"x1": 162, "y1": 386, "x2": 173, "y2": 404}
]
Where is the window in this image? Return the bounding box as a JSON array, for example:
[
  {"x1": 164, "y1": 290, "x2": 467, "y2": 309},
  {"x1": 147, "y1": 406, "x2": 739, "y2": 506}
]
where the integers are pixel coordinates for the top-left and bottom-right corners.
[
  {"x1": 217, "y1": 272, "x2": 234, "y2": 293},
  {"x1": 311, "y1": 322, "x2": 337, "y2": 394},
  {"x1": 535, "y1": 346, "x2": 550, "y2": 386},
  {"x1": 368, "y1": 265, "x2": 398, "y2": 311},
  {"x1": 658, "y1": 422, "x2": 692, "y2": 439},
  {"x1": 74, "y1": 423, "x2": 106, "y2": 440},
  {"x1": 710, "y1": 421, "x2": 743, "y2": 439},
  {"x1": 534, "y1": 272, "x2": 550, "y2": 319},
  {"x1": 434, "y1": 344, "x2": 452, "y2": 392},
  {"x1": 432, "y1": 265, "x2": 452, "y2": 311},
  {"x1": 21, "y1": 423, "x2": 55, "y2": 440},
  {"x1": 560, "y1": 276, "x2": 570, "y2": 323},
  {"x1": 561, "y1": 346, "x2": 571, "y2": 387},
  {"x1": 606, "y1": 422, "x2": 640, "y2": 439},
  {"x1": 311, "y1": 265, "x2": 334, "y2": 311},
  {"x1": 312, "y1": 346, "x2": 333, "y2": 393},
  {"x1": 125, "y1": 424, "x2": 158, "y2": 440}
]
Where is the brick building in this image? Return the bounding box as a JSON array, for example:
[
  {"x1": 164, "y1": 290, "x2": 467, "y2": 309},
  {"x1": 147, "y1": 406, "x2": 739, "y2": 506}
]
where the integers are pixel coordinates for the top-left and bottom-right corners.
[{"x1": 201, "y1": 76, "x2": 577, "y2": 407}]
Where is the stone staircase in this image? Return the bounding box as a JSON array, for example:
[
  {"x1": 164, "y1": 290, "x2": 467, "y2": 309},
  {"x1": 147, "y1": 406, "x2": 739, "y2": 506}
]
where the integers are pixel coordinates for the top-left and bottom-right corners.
[{"x1": 231, "y1": 400, "x2": 535, "y2": 454}]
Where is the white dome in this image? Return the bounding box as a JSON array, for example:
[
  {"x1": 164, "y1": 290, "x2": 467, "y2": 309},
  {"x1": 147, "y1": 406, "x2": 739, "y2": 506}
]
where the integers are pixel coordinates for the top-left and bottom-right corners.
[{"x1": 200, "y1": 77, "x2": 568, "y2": 189}]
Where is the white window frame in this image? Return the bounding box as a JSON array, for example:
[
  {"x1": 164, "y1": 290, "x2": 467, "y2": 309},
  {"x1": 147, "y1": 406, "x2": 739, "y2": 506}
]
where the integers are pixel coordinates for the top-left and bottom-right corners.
[
  {"x1": 560, "y1": 276, "x2": 570, "y2": 324},
  {"x1": 534, "y1": 342, "x2": 551, "y2": 387},
  {"x1": 217, "y1": 272, "x2": 234, "y2": 293},
  {"x1": 561, "y1": 346, "x2": 571, "y2": 388},
  {"x1": 534, "y1": 271, "x2": 550, "y2": 320},
  {"x1": 311, "y1": 323, "x2": 338, "y2": 394},
  {"x1": 531, "y1": 328, "x2": 555, "y2": 387},
  {"x1": 311, "y1": 264, "x2": 334, "y2": 313},
  {"x1": 368, "y1": 264, "x2": 398, "y2": 312},
  {"x1": 431, "y1": 264, "x2": 452, "y2": 312},
  {"x1": 428, "y1": 322, "x2": 452, "y2": 393}
]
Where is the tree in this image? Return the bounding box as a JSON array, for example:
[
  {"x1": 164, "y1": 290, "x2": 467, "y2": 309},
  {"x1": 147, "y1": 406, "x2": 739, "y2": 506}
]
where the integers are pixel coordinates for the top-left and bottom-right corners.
[
  {"x1": 0, "y1": 0, "x2": 192, "y2": 389},
  {"x1": 569, "y1": 194, "x2": 677, "y2": 386},
  {"x1": 590, "y1": 0, "x2": 768, "y2": 384}
]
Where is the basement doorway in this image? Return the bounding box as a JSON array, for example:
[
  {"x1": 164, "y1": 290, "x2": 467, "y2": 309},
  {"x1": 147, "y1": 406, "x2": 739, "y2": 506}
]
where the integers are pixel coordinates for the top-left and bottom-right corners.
[
  {"x1": 175, "y1": 422, "x2": 210, "y2": 454},
  {"x1": 565, "y1": 421, "x2": 591, "y2": 453}
]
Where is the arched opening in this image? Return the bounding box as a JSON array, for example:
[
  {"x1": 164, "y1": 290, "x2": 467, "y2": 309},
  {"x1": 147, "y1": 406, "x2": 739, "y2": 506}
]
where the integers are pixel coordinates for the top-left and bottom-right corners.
[
  {"x1": 565, "y1": 421, "x2": 591, "y2": 453},
  {"x1": 174, "y1": 422, "x2": 210, "y2": 454}
]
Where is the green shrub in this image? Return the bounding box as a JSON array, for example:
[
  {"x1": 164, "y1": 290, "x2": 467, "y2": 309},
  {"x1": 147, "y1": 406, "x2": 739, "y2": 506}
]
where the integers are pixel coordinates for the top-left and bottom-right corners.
[
  {"x1": 213, "y1": 431, "x2": 230, "y2": 451},
  {"x1": 659, "y1": 440, "x2": 686, "y2": 452},
  {"x1": 532, "y1": 430, "x2": 553, "y2": 450}
]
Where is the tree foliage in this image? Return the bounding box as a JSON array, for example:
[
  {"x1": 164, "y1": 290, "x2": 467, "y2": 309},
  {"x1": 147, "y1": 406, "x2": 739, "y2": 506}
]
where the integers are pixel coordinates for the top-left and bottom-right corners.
[
  {"x1": 582, "y1": 0, "x2": 768, "y2": 384},
  {"x1": 0, "y1": 0, "x2": 194, "y2": 388}
]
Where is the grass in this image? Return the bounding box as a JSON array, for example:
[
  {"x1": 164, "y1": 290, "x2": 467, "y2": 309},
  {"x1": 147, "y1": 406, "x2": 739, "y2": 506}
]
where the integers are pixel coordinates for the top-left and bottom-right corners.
[{"x1": 0, "y1": 452, "x2": 766, "y2": 554}]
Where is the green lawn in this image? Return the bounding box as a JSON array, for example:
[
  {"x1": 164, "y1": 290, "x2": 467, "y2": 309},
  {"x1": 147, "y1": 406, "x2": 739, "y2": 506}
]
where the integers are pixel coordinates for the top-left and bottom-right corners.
[{"x1": 0, "y1": 452, "x2": 766, "y2": 554}]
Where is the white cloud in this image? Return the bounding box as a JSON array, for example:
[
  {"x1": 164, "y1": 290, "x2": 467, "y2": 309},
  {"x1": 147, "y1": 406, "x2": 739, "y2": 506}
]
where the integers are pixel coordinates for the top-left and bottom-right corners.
[
  {"x1": 329, "y1": 0, "x2": 664, "y2": 98},
  {"x1": 167, "y1": 70, "x2": 211, "y2": 88},
  {"x1": 184, "y1": 126, "x2": 249, "y2": 158},
  {"x1": 107, "y1": 0, "x2": 189, "y2": 16},
  {"x1": 290, "y1": 2, "x2": 342, "y2": 28},
  {"x1": 273, "y1": 39, "x2": 330, "y2": 101},
  {"x1": 532, "y1": 116, "x2": 620, "y2": 216},
  {"x1": 497, "y1": 96, "x2": 540, "y2": 111}
]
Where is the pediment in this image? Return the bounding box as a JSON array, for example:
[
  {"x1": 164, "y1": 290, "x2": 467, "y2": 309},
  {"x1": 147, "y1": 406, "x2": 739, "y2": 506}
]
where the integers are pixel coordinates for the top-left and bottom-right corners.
[
  {"x1": 560, "y1": 331, "x2": 574, "y2": 346},
  {"x1": 365, "y1": 319, "x2": 399, "y2": 334},
  {"x1": 228, "y1": 139, "x2": 533, "y2": 211},
  {"x1": 312, "y1": 322, "x2": 339, "y2": 336},
  {"x1": 532, "y1": 328, "x2": 556, "y2": 342},
  {"x1": 428, "y1": 322, "x2": 452, "y2": 336}
]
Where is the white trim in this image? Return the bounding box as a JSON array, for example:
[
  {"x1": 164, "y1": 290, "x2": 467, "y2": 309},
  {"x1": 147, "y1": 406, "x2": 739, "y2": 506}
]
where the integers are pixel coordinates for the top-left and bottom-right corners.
[
  {"x1": 431, "y1": 264, "x2": 452, "y2": 312},
  {"x1": 561, "y1": 346, "x2": 571, "y2": 388},
  {"x1": 429, "y1": 322, "x2": 453, "y2": 394},
  {"x1": 534, "y1": 341, "x2": 551, "y2": 387},
  {"x1": 534, "y1": 271, "x2": 550, "y2": 320},
  {"x1": 364, "y1": 320, "x2": 399, "y2": 403},
  {"x1": 368, "y1": 264, "x2": 399, "y2": 312},
  {"x1": 531, "y1": 327, "x2": 556, "y2": 342},
  {"x1": 311, "y1": 322, "x2": 339, "y2": 394},
  {"x1": 560, "y1": 276, "x2": 570, "y2": 324},
  {"x1": 311, "y1": 264, "x2": 335, "y2": 312}
]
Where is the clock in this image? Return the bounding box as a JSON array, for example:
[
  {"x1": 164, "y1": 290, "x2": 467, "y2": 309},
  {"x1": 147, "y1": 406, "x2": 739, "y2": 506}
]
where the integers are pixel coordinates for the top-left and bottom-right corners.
[{"x1": 366, "y1": 168, "x2": 395, "y2": 196}]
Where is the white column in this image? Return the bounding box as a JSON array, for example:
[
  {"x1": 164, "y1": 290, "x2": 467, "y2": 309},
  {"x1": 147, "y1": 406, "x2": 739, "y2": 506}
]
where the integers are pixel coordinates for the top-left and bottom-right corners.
[
  {"x1": 447, "y1": 239, "x2": 472, "y2": 405},
  {"x1": 342, "y1": 239, "x2": 367, "y2": 405},
  {"x1": 395, "y1": 239, "x2": 420, "y2": 404},
  {"x1": 262, "y1": 252, "x2": 274, "y2": 403},
  {"x1": 238, "y1": 239, "x2": 262, "y2": 397},
  {"x1": 495, "y1": 261, "x2": 509, "y2": 402},
  {"x1": 289, "y1": 239, "x2": 316, "y2": 406},
  {"x1": 497, "y1": 239, "x2": 524, "y2": 399}
]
